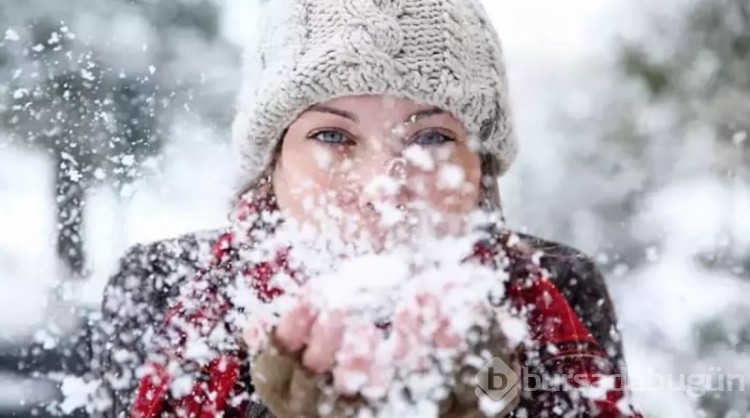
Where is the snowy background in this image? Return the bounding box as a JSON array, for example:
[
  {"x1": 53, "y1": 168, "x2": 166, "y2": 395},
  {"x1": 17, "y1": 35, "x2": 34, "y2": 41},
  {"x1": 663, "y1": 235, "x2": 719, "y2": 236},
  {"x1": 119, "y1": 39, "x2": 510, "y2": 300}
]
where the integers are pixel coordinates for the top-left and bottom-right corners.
[{"x1": 1, "y1": 0, "x2": 749, "y2": 417}]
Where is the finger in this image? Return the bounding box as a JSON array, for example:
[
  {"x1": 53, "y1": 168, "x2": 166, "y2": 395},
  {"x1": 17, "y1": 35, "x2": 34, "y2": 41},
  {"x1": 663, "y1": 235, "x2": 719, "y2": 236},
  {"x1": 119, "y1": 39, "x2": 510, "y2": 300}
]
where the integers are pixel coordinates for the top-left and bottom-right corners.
[
  {"x1": 242, "y1": 312, "x2": 274, "y2": 353},
  {"x1": 392, "y1": 307, "x2": 420, "y2": 362},
  {"x1": 392, "y1": 299, "x2": 439, "y2": 372},
  {"x1": 302, "y1": 310, "x2": 346, "y2": 374},
  {"x1": 276, "y1": 299, "x2": 317, "y2": 353},
  {"x1": 414, "y1": 291, "x2": 440, "y2": 318},
  {"x1": 333, "y1": 358, "x2": 370, "y2": 397},
  {"x1": 413, "y1": 290, "x2": 470, "y2": 350},
  {"x1": 361, "y1": 349, "x2": 394, "y2": 400},
  {"x1": 333, "y1": 322, "x2": 380, "y2": 396},
  {"x1": 433, "y1": 315, "x2": 462, "y2": 349}
]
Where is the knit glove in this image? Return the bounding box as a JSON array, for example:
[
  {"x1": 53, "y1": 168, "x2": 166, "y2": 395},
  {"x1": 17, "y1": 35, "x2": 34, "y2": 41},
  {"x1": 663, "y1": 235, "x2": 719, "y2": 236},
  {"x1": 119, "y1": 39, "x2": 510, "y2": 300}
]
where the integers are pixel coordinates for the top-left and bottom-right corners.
[
  {"x1": 249, "y1": 319, "x2": 521, "y2": 418},
  {"x1": 250, "y1": 333, "x2": 367, "y2": 418},
  {"x1": 438, "y1": 325, "x2": 521, "y2": 418}
]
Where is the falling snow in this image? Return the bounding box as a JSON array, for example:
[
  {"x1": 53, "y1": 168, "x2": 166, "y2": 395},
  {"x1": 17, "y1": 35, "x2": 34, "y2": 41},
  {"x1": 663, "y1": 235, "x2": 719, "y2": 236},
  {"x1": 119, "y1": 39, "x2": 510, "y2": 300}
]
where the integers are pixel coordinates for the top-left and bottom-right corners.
[
  {"x1": 0, "y1": 0, "x2": 748, "y2": 417},
  {"x1": 437, "y1": 164, "x2": 465, "y2": 190},
  {"x1": 4, "y1": 28, "x2": 20, "y2": 41}
]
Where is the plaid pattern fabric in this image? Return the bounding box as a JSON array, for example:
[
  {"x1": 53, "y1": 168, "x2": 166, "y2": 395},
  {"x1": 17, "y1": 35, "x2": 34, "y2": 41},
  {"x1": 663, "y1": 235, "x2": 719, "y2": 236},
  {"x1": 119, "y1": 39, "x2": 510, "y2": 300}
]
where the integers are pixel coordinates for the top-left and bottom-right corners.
[{"x1": 92, "y1": 196, "x2": 638, "y2": 417}]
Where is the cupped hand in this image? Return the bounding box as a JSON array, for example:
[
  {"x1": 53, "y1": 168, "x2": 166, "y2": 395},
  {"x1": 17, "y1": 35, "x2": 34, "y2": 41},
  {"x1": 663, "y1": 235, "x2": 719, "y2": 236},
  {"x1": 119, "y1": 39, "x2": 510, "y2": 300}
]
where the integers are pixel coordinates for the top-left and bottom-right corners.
[
  {"x1": 243, "y1": 289, "x2": 474, "y2": 396},
  {"x1": 242, "y1": 283, "x2": 519, "y2": 418},
  {"x1": 276, "y1": 299, "x2": 347, "y2": 374}
]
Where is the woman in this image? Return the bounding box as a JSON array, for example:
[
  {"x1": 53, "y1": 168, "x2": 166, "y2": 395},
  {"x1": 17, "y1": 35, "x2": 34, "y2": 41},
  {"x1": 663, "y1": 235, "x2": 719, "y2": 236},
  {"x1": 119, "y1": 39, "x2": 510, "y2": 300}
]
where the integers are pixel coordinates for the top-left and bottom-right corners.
[{"x1": 91, "y1": 1, "x2": 643, "y2": 417}]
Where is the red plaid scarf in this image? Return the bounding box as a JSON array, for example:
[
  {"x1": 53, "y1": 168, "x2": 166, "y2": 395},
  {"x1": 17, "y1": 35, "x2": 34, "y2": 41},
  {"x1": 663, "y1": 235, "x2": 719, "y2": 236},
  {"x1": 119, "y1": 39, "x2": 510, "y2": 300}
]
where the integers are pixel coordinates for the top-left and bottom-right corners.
[{"x1": 130, "y1": 191, "x2": 644, "y2": 418}]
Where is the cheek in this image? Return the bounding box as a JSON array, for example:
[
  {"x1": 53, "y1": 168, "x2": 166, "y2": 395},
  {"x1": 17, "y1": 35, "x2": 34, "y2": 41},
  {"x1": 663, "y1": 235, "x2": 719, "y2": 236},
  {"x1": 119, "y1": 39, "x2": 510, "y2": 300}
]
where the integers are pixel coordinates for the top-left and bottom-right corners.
[
  {"x1": 420, "y1": 149, "x2": 481, "y2": 212},
  {"x1": 274, "y1": 145, "x2": 366, "y2": 220}
]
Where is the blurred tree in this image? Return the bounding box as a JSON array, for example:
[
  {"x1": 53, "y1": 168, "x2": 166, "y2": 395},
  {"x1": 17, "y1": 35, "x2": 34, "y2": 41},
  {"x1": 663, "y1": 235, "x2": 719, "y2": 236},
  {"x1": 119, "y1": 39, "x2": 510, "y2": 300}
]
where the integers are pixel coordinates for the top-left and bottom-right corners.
[
  {"x1": 618, "y1": 0, "x2": 750, "y2": 181},
  {"x1": 6, "y1": 65, "x2": 162, "y2": 277},
  {"x1": 614, "y1": 0, "x2": 750, "y2": 269},
  {"x1": 0, "y1": 0, "x2": 238, "y2": 279},
  {"x1": 552, "y1": 0, "x2": 750, "y2": 265},
  {"x1": 612, "y1": 1, "x2": 750, "y2": 416},
  {"x1": 0, "y1": 0, "x2": 238, "y2": 415}
]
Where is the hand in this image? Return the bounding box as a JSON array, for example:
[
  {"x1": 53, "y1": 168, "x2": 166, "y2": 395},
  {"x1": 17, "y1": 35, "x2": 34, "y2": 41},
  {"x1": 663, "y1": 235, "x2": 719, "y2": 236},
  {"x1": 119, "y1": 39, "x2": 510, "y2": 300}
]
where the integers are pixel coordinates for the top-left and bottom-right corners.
[
  {"x1": 278, "y1": 299, "x2": 343, "y2": 370},
  {"x1": 250, "y1": 292, "x2": 468, "y2": 395},
  {"x1": 243, "y1": 287, "x2": 520, "y2": 418},
  {"x1": 245, "y1": 299, "x2": 372, "y2": 418},
  {"x1": 240, "y1": 294, "x2": 346, "y2": 371},
  {"x1": 251, "y1": 298, "x2": 389, "y2": 396}
]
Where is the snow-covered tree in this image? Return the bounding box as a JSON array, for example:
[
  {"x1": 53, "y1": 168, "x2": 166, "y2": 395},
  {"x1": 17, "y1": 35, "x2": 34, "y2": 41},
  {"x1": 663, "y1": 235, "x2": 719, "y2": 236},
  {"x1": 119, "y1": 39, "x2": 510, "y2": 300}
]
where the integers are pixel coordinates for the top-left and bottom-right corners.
[{"x1": 0, "y1": 0, "x2": 239, "y2": 279}]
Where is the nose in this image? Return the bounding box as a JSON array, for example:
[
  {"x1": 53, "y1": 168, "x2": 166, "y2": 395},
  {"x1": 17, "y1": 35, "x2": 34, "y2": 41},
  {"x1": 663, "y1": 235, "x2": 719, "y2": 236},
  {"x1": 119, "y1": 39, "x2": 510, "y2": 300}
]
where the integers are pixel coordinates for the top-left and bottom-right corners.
[
  {"x1": 359, "y1": 155, "x2": 415, "y2": 213},
  {"x1": 387, "y1": 157, "x2": 408, "y2": 184}
]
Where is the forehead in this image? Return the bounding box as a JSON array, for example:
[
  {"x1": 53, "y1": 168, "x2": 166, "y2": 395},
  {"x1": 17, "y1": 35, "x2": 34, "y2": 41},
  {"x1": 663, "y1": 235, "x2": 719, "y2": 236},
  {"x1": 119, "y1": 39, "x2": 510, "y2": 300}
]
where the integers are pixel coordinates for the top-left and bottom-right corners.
[
  {"x1": 299, "y1": 94, "x2": 462, "y2": 125},
  {"x1": 320, "y1": 95, "x2": 427, "y2": 113}
]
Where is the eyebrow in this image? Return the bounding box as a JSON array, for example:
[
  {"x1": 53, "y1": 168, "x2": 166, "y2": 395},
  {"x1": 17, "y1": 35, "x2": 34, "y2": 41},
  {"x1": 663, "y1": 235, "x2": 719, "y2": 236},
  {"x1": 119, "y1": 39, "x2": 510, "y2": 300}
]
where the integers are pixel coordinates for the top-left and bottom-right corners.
[
  {"x1": 306, "y1": 104, "x2": 447, "y2": 124},
  {"x1": 404, "y1": 107, "x2": 447, "y2": 123},
  {"x1": 308, "y1": 104, "x2": 359, "y2": 122}
]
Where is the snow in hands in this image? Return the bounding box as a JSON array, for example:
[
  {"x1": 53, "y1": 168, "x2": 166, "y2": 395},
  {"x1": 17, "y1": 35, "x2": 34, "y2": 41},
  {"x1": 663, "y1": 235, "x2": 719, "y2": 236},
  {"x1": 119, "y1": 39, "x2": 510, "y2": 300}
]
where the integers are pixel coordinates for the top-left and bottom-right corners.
[{"x1": 233, "y1": 196, "x2": 524, "y2": 417}]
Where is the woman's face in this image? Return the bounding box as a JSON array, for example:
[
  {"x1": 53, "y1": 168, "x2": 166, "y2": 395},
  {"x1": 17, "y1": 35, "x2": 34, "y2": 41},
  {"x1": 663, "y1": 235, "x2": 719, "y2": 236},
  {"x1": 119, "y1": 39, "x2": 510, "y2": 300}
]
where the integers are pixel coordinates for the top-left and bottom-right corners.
[{"x1": 272, "y1": 95, "x2": 482, "y2": 250}]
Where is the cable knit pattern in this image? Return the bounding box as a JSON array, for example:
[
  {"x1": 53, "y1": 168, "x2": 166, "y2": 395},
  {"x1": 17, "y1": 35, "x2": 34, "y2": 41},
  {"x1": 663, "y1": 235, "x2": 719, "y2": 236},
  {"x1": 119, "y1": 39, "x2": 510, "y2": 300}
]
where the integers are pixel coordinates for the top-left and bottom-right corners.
[{"x1": 232, "y1": 0, "x2": 518, "y2": 184}]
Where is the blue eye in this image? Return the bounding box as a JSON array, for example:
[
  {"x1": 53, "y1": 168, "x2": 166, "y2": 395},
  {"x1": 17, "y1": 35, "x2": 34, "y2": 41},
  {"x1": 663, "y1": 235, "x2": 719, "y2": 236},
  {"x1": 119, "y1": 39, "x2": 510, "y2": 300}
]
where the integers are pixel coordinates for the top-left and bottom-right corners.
[
  {"x1": 310, "y1": 129, "x2": 352, "y2": 145},
  {"x1": 413, "y1": 130, "x2": 455, "y2": 146}
]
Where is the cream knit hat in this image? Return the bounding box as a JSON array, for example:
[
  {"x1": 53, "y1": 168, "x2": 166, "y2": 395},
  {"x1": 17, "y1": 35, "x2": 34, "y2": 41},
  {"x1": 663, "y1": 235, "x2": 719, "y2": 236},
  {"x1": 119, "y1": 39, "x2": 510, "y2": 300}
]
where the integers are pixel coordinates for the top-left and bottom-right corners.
[{"x1": 232, "y1": 0, "x2": 517, "y2": 186}]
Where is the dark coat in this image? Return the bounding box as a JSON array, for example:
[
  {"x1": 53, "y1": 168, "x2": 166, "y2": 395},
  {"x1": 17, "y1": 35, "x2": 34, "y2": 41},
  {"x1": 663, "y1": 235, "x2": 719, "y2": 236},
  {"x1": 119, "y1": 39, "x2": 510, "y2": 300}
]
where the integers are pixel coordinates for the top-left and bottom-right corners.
[{"x1": 90, "y1": 228, "x2": 626, "y2": 417}]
